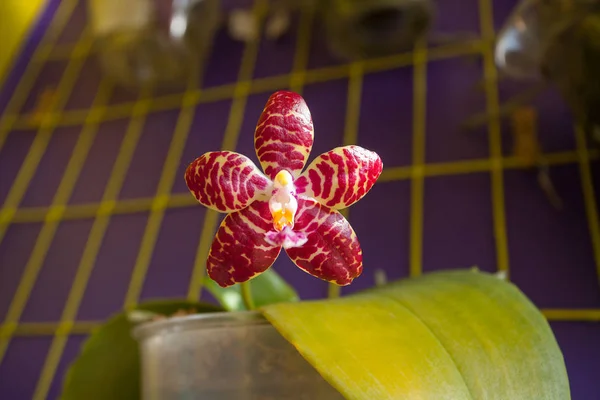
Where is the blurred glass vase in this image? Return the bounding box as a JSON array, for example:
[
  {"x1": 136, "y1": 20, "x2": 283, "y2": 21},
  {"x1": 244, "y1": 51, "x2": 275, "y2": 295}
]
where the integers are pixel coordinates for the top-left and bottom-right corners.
[
  {"x1": 319, "y1": 0, "x2": 434, "y2": 60},
  {"x1": 88, "y1": 0, "x2": 220, "y2": 88},
  {"x1": 494, "y1": 0, "x2": 593, "y2": 80},
  {"x1": 133, "y1": 311, "x2": 344, "y2": 399}
]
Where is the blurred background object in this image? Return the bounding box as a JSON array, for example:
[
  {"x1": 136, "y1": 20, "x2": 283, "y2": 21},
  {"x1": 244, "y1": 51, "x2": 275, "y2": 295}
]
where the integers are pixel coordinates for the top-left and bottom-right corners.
[
  {"x1": 319, "y1": 0, "x2": 435, "y2": 59},
  {"x1": 90, "y1": 0, "x2": 439, "y2": 88},
  {"x1": 88, "y1": 0, "x2": 220, "y2": 88},
  {"x1": 493, "y1": 0, "x2": 600, "y2": 147},
  {"x1": 228, "y1": 0, "x2": 435, "y2": 56},
  {"x1": 494, "y1": 0, "x2": 576, "y2": 80}
]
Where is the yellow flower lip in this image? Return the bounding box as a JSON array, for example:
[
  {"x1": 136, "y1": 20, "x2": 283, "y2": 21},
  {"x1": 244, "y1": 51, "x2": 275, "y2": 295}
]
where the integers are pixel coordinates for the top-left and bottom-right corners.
[
  {"x1": 270, "y1": 170, "x2": 297, "y2": 232},
  {"x1": 272, "y1": 208, "x2": 294, "y2": 231}
]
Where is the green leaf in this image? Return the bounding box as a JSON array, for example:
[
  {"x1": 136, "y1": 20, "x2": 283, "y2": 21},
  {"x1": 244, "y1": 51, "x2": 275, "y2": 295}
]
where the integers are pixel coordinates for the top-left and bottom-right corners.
[
  {"x1": 60, "y1": 299, "x2": 223, "y2": 400},
  {"x1": 261, "y1": 270, "x2": 570, "y2": 400},
  {"x1": 204, "y1": 269, "x2": 300, "y2": 311}
]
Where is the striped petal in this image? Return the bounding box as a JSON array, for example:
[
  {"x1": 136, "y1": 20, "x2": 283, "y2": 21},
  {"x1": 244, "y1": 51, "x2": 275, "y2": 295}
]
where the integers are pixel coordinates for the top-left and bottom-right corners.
[
  {"x1": 254, "y1": 90, "x2": 314, "y2": 180},
  {"x1": 285, "y1": 198, "x2": 363, "y2": 285},
  {"x1": 207, "y1": 200, "x2": 282, "y2": 287},
  {"x1": 185, "y1": 151, "x2": 272, "y2": 213},
  {"x1": 295, "y1": 145, "x2": 383, "y2": 210}
]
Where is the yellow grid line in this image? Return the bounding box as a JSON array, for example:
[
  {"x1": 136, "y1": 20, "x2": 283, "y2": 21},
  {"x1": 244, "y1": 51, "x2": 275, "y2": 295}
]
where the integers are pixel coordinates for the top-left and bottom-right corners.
[
  {"x1": 0, "y1": 27, "x2": 95, "y2": 363},
  {"x1": 122, "y1": 91, "x2": 198, "y2": 308},
  {"x1": 186, "y1": 0, "x2": 269, "y2": 302},
  {"x1": 479, "y1": 0, "x2": 510, "y2": 278},
  {"x1": 30, "y1": 86, "x2": 153, "y2": 399},
  {"x1": 330, "y1": 61, "x2": 363, "y2": 299},
  {"x1": 8, "y1": 321, "x2": 100, "y2": 336},
  {"x1": 0, "y1": 0, "x2": 77, "y2": 151},
  {"x1": 40, "y1": 30, "x2": 487, "y2": 66},
  {"x1": 343, "y1": 63, "x2": 363, "y2": 165},
  {"x1": 10, "y1": 39, "x2": 485, "y2": 131},
  {"x1": 574, "y1": 125, "x2": 600, "y2": 287},
  {"x1": 2, "y1": 307, "x2": 597, "y2": 338},
  {"x1": 6, "y1": 149, "x2": 593, "y2": 225},
  {"x1": 0, "y1": 68, "x2": 108, "y2": 370},
  {"x1": 121, "y1": 46, "x2": 219, "y2": 308},
  {"x1": 37, "y1": 41, "x2": 95, "y2": 62},
  {"x1": 541, "y1": 309, "x2": 600, "y2": 321},
  {"x1": 188, "y1": 207, "x2": 220, "y2": 301},
  {"x1": 410, "y1": 42, "x2": 427, "y2": 278},
  {"x1": 0, "y1": 29, "x2": 94, "y2": 248},
  {"x1": 288, "y1": 5, "x2": 314, "y2": 94}
]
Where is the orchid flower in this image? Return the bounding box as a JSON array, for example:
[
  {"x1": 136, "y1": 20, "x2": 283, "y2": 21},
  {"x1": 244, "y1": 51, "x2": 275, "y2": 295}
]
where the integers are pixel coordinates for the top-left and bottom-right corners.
[{"x1": 185, "y1": 91, "x2": 383, "y2": 288}]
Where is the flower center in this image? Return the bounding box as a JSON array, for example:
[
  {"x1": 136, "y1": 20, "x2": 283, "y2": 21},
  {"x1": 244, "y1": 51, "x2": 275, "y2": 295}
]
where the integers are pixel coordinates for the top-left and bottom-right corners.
[{"x1": 269, "y1": 170, "x2": 297, "y2": 232}]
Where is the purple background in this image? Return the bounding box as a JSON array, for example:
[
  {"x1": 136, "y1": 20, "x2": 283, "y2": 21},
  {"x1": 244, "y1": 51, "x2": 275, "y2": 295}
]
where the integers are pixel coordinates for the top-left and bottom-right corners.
[{"x1": 0, "y1": 0, "x2": 599, "y2": 399}]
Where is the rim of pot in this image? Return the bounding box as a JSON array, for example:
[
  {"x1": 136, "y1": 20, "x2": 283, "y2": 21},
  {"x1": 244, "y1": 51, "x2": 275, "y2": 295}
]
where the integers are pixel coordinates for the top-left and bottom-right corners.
[{"x1": 131, "y1": 310, "x2": 268, "y2": 341}]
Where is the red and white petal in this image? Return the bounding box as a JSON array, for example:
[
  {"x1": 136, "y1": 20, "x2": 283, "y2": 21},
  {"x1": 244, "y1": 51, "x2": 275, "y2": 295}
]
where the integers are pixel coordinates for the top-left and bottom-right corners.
[
  {"x1": 295, "y1": 145, "x2": 382, "y2": 210},
  {"x1": 284, "y1": 198, "x2": 363, "y2": 285},
  {"x1": 185, "y1": 151, "x2": 271, "y2": 213},
  {"x1": 254, "y1": 91, "x2": 314, "y2": 180},
  {"x1": 207, "y1": 201, "x2": 282, "y2": 287}
]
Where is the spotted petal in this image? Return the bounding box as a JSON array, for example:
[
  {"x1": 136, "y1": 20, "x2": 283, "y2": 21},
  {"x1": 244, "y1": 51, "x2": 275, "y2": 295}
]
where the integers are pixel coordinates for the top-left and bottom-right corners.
[
  {"x1": 185, "y1": 151, "x2": 271, "y2": 213},
  {"x1": 295, "y1": 145, "x2": 383, "y2": 210},
  {"x1": 285, "y1": 198, "x2": 362, "y2": 285},
  {"x1": 254, "y1": 91, "x2": 314, "y2": 180},
  {"x1": 207, "y1": 200, "x2": 282, "y2": 287}
]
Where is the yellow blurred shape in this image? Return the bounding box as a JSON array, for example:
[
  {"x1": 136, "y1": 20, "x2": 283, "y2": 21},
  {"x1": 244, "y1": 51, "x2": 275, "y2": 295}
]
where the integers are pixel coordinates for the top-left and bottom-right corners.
[
  {"x1": 511, "y1": 106, "x2": 540, "y2": 167},
  {"x1": 0, "y1": 0, "x2": 47, "y2": 86},
  {"x1": 31, "y1": 86, "x2": 57, "y2": 124}
]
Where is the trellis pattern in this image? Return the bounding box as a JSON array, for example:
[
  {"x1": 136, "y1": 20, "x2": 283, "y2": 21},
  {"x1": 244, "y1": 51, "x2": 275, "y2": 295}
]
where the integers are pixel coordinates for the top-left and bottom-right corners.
[{"x1": 0, "y1": 0, "x2": 599, "y2": 398}]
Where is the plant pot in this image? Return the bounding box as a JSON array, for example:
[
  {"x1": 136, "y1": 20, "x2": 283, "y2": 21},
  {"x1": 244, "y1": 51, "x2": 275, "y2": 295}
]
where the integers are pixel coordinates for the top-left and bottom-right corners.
[{"x1": 132, "y1": 310, "x2": 345, "y2": 399}]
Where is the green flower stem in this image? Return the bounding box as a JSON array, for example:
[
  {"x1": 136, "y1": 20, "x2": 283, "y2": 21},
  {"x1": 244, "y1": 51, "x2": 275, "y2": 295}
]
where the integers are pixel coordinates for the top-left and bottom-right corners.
[
  {"x1": 328, "y1": 283, "x2": 341, "y2": 298},
  {"x1": 241, "y1": 281, "x2": 255, "y2": 310}
]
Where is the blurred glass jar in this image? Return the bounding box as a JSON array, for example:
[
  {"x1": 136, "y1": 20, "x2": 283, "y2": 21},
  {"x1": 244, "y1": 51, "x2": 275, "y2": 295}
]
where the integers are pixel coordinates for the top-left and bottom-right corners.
[
  {"x1": 319, "y1": 0, "x2": 434, "y2": 60},
  {"x1": 494, "y1": 0, "x2": 593, "y2": 80},
  {"x1": 88, "y1": 0, "x2": 220, "y2": 88},
  {"x1": 132, "y1": 311, "x2": 344, "y2": 400}
]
